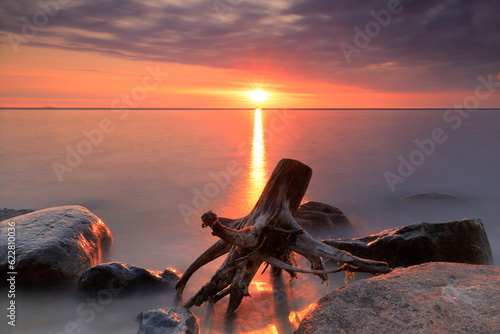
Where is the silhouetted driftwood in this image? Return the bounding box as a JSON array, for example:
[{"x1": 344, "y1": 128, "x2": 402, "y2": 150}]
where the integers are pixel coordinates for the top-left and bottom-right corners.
[{"x1": 176, "y1": 158, "x2": 391, "y2": 314}]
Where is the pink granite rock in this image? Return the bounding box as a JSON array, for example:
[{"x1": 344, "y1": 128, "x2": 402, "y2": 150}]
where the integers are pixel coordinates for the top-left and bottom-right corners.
[{"x1": 296, "y1": 262, "x2": 500, "y2": 334}]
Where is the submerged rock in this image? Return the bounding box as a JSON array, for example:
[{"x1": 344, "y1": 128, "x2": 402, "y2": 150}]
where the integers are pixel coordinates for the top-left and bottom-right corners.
[
  {"x1": 323, "y1": 218, "x2": 494, "y2": 267},
  {"x1": 296, "y1": 262, "x2": 500, "y2": 334},
  {"x1": 0, "y1": 205, "x2": 112, "y2": 286},
  {"x1": 137, "y1": 308, "x2": 199, "y2": 334},
  {"x1": 296, "y1": 201, "x2": 352, "y2": 238},
  {"x1": 78, "y1": 262, "x2": 181, "y2": 298},
  {"x1": 398, "y1": 192, "x2": 461, "y2": 203}
]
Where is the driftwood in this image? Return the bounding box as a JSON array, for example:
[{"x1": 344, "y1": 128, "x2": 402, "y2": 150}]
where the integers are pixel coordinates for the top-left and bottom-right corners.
[{"x1": 176, "y1": 159, "x2": 391, "y2": 314}]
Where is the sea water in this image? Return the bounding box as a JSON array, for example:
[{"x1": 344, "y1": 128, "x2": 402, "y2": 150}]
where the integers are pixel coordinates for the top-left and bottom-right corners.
[{"x1": 1, "y1": 109, "x2": 499, "y2": 333}]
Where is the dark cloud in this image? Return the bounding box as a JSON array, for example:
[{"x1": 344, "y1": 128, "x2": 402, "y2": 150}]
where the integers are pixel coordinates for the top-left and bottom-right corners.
[{"x1": 1, "y1": 0, "x2": 499, "y2": 93}]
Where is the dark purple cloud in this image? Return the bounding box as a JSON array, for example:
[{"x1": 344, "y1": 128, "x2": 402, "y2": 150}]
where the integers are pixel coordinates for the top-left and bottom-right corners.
[{"x1": 1, "y1": 0, "x2": 499, "y2": 93}]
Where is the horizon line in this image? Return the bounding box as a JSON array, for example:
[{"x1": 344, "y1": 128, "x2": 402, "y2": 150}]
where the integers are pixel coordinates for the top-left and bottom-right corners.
[{"x1": 1, "y1": 107, "x2": 499, "y2": 111}]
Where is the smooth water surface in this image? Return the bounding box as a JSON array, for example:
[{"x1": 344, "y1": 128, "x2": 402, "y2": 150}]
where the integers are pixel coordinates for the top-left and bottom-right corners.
[{"x1": 1, "y1": 108, "x2": 499, "y2": 333}]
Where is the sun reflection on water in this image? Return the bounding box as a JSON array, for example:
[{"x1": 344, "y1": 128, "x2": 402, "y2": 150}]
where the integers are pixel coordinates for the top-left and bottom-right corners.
[
  {"x1": 288, "y1": 302, "x2": 318, "y2": 328},
  {"x1": 247, "y1": 108, "x2": 267, "y2": 208},
  {"x1": 241, "y1": 324, "x2": 279, "y2": 334},
  {"x1": 250, "y1": 280, "x2": 273, "y2": 293},
  {"x1": 216, "y1": 109, "x2": 316, "y2": 333}
]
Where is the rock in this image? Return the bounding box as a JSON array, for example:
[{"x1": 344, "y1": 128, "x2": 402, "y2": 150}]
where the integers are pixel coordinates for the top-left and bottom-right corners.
[
  {"x1": 137, "y1": 308, "x2": 199, "y2": 334},
  {"x1": 0, "y1": 205, "x2": 112, "y2": 286},
  {"x1": 78, "y1": 262, "x2": 181, "y2": 298},
  {"x1": 398, "y1": 192, "x2": 461, "y2": 203},
  {"x1": 0, "y1": 208, "x2": 35, "y2": 221},
  {"x1": 295, "y1": 201, "x2": 352, "y2": 238},
  {"x1": 323, "y1": 218, "x2": 494, "y2": 267},
  {"x1": 296, "y1": 262, "x2": 500, "y2": 334}
]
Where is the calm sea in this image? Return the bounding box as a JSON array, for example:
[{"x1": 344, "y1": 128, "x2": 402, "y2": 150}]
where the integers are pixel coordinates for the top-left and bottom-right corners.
[{"x1": 1, "y1": 108, "x2": 499, "y2": 333}]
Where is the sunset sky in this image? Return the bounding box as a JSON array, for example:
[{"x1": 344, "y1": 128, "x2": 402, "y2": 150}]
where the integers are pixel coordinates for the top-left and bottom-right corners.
[{"x1": 1, "y1": 0, "x2": 499, "y2": 108}]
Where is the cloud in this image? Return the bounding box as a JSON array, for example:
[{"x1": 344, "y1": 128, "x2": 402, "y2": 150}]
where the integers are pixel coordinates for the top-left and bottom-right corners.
[{"x1": 1, "y1": 0, "x2": 499, "y2": 93}]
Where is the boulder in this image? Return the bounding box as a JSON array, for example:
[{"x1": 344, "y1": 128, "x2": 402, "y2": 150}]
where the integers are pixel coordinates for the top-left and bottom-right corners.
[
  {"x1": 78, "y1": 262, "x2": 181, "y2": 298},
  {"x1": 137, "y1": 308, "x2": 199, "y2": 334},
  {"x1": 398, "y1": 192, "x2": 461, "y2": 203},
  {"x1": 323, "y1": 218, "x2": 494, "y2": 267},
  {"x1": 0, "y1": 205, "x2": 112, "y2": 286},
  {"x1": 295, "y1": 201, "x2": 352, "y2": 238},
  {"x1": 0, "y1": 208, "x2": 35, "y2": 221},
  {"x1": 296, "y1": 262, "x2": 500, "y2": 334}
]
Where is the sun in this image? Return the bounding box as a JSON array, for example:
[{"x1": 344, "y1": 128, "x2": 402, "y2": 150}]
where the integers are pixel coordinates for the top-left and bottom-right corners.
[{"x1": 248, "y1": 89, "x2": 268, "y2": 102}]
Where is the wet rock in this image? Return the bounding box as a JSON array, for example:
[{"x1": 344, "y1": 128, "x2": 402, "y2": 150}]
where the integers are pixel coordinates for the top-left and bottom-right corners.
[
  {"x1": 296, "y1": 262, "x2": 500, "y2": 334},
  {"x1": 0, "y1": 208, "x2": 35, "y2": 221},
  {"x1": 296, "y1": 201, "x2": 352, "y2": 238},
  {"x1": 398, "y1": 192, "x2": 461, "y2": 203},
  {"x1": 0, "y1": 205, "x2": 112, "y2": 286},
  {"x1": 323, "y1": 218, "x2": 493, "y2": 267},
  {"x1": 137, "y1": 308, "x2": 199, "y2": 334},
  {"x1": 78, "y1": 262, "x2": 181, "y2": 298}
]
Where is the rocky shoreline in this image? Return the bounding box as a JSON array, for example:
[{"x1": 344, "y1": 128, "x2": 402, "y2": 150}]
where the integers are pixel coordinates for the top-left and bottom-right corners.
[{"x1": 1, "y1": 203, "x2": 497, "y2": 334}]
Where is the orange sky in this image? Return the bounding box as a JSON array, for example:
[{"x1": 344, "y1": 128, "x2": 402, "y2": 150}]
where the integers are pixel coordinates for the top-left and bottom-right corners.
[
  {"x1": 1, "y1": 45, "x2": 489, "y2": 109},
  {"x1": 1, "y1": 0, "x2": 499, "y2": 109}
]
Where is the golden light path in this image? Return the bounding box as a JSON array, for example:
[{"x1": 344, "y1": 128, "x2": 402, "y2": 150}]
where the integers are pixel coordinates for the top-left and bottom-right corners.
[
  {"x1": 241, "y1": 324, "x2": 279, "y2": 334},
  {"x1": 248, "y1": 108, "x2": 267, "y2": 207},
  {"x1": 288, "y1": 303, "x2": 318, "y2": 328},
  {"x1": 238, "y1": 108, "x2": 314, "y2": 333}
]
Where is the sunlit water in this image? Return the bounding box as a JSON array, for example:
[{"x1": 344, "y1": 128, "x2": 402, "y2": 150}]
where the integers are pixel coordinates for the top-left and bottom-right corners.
[{"x1": 1, "y1": 108, "x2": 499, "y2": 334}]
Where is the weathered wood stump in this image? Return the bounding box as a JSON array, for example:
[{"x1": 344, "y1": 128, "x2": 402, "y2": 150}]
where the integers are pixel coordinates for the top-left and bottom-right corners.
[{"x1": 175, "y1": 159, "x2": 391, "y2": 314}]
